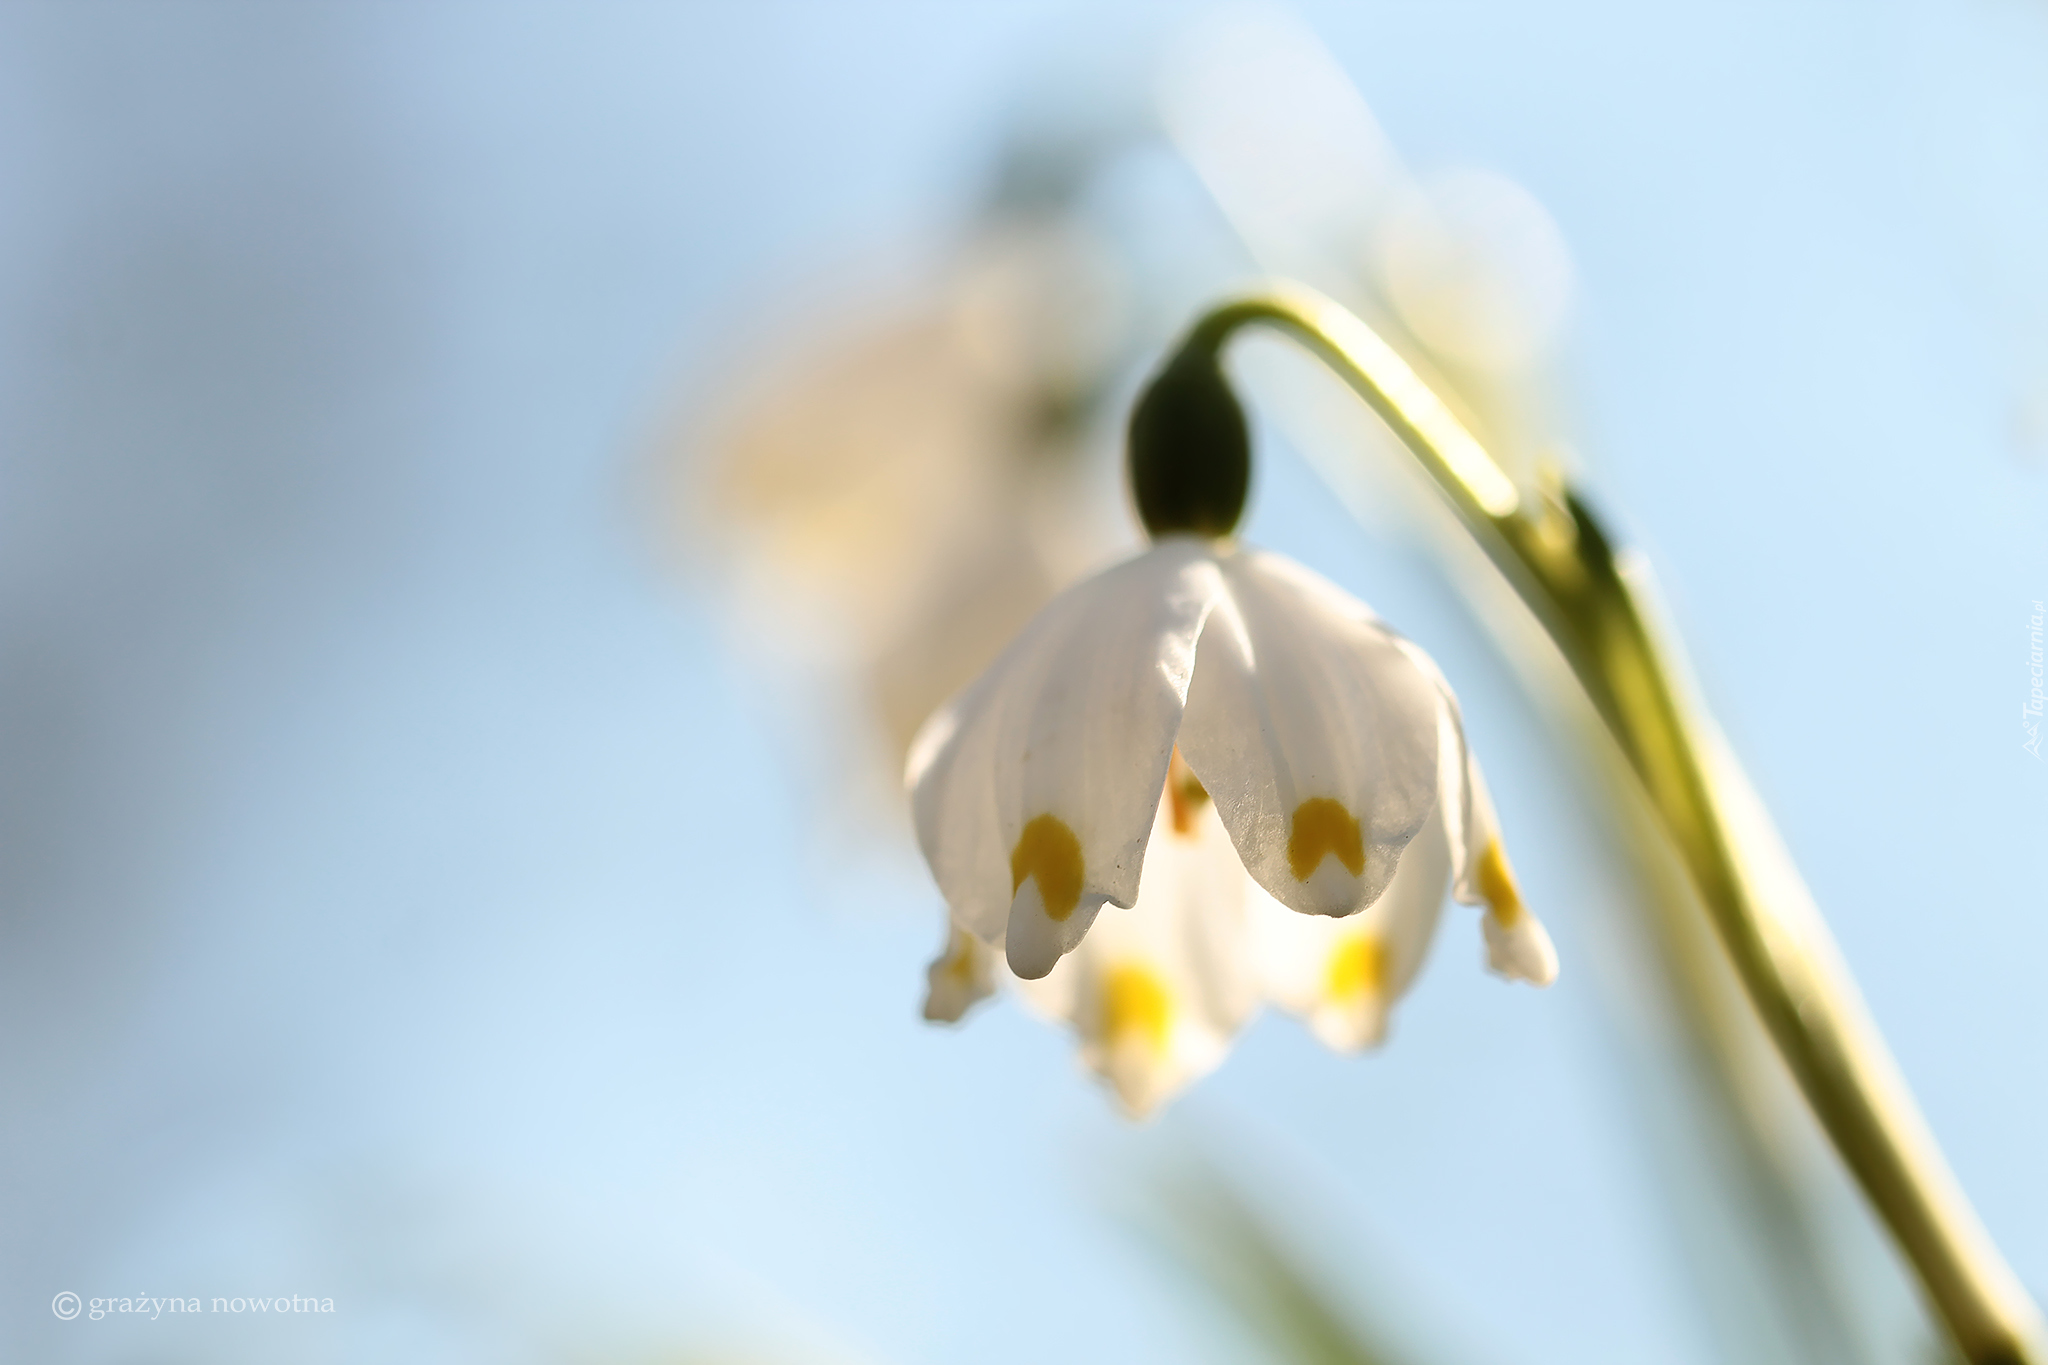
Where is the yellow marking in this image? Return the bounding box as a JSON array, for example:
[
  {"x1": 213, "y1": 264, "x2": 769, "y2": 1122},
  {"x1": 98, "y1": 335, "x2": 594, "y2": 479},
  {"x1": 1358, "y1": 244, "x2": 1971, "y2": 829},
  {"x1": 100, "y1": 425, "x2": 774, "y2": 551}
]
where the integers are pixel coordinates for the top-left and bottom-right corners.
[
  {"x1": 1102, "y1": 963, "x2": 1173, "y2": 1055},
  {"x1": 1325, "y1": 933, "x2": 1385, "y2": 1003},
  {"x1": 1166, "y1": 748, "x2": 1210, "y2": 836},
  {"x1": 1287, "y1": 798, "x2": 1365, "y2": 880},
  {"x1": 1011, "y1": 814, "x2": 1084, "y2": 922},
  {"x1": 942, "y1": 929, "x2": 980, "y2": 981},
  {"x1": 1476, "y1": 840, "x2": 1524, "y2": 927}
]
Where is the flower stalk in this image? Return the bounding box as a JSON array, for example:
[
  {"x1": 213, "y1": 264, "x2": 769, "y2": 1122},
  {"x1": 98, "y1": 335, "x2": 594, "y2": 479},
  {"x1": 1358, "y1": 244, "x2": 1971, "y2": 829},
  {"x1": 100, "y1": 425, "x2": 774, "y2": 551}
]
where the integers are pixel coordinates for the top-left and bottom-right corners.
[{"x1": 1154, "y1": 285, "x2": 2044, "y2": 1365}]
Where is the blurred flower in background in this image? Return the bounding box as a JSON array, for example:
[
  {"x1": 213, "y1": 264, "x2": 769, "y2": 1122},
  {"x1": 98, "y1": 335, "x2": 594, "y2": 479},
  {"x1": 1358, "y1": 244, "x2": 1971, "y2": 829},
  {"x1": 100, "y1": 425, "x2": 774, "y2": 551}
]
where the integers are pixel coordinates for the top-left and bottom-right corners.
[
  {"x1": 666, "y1": 110, "x2": 1146, "y2": 829},
  {"x1": 1158, "y1": 8, "x2": 1576, "y2": 485}
]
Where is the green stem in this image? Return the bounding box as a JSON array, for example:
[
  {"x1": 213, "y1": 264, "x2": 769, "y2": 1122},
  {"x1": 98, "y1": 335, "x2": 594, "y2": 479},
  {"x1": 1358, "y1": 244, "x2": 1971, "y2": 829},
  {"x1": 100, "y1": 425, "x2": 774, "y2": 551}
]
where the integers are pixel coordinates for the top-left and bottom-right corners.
[{"x1": 1168, "y1": 284, "x2": 2045, "y2": 1365}]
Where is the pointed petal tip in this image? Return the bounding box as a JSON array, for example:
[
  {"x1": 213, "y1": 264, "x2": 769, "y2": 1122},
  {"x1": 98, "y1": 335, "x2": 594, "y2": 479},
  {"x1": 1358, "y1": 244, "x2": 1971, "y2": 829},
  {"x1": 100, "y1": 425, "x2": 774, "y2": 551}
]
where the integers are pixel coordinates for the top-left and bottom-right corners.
[
  {"x1": 1004, "y1": 882, "x2": 1107, "y2": 980},
  {"x1": 1110, "y1": 1081, "x2": 1165, "y2": 1122},
  {"x1": 1308, "y1": 1001, "x2": 1390, "y2": 1053},
  {"x1": 922, "y1": 924, "x2": 997, "y2": 1022},
  {"x1": 1005, "y1": 945, "x2": 1056, "y2": 981},
  {"x1": 921, "y1": 981, "x2": 982, "y2": 1024},
  {"x1": 1100, "y1": 1043, "x2": 1186, "y2": 1121},
  {"x1": 1483, "y1": 912, "x2": 1559, "y2": 987}
]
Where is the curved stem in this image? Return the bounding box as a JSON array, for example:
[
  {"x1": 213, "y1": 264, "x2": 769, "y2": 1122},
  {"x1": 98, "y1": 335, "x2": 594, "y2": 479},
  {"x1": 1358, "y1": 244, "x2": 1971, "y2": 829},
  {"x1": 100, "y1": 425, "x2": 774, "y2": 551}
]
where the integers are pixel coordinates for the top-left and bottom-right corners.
[{"x1": 1171, "y1": 284, "x2": 2045, "y2": 1365}]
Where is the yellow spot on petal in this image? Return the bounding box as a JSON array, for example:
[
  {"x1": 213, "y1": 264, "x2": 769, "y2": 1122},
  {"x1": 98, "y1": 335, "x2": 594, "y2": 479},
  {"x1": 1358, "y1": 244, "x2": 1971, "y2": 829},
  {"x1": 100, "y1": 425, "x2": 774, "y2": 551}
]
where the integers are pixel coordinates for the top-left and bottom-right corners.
[
  {"x1": 941, "y1": 928, "x2": 980, "y2": 982},
  {"x1": 1324, "y1": 933, "x2": 1385, "y2": 1003},
  {"x1": 1166, "y1": 747, "x2": 1210, "y2": 837},
  {"x1": 1287, "y1": 797, "x2": 1365, "y2": 881},
  {"x1": 1011, "y1": 814, "x2": 1084, "y2": 922},
  {"x1": 1476, "y1": 840, "x2": 1524, "y2": 927},
  {"x1": 1102, "y1": 963, "x2": 1173, "y2": 1055}
]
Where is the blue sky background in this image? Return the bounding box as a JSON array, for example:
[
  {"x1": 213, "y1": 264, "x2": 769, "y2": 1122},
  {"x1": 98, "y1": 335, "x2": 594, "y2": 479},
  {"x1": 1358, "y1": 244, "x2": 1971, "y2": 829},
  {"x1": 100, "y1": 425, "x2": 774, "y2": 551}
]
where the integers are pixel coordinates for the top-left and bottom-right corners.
[{"x1": 2, "y1": 4, "x2": 2043, "y2": 1363}]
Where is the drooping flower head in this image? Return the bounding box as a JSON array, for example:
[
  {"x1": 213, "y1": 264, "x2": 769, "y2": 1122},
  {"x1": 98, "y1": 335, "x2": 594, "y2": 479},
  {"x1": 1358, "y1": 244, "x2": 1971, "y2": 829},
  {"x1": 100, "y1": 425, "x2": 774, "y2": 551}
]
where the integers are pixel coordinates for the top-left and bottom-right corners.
[{"x1": 909, "y1": 348, "x2": 1555, "y2": 1115}]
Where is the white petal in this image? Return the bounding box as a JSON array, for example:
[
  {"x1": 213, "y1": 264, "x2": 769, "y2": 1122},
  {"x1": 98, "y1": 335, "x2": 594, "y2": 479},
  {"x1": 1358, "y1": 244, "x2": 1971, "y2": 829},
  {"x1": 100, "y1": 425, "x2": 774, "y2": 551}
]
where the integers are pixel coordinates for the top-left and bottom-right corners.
[
  {"x1": 906, "y1": 539, "x2": 1227, "y2": 978},
  {"x1": 1449, "y1": 746, "x2": 1558, "y2": 988},
  {"x1": 1391, "y1": 634, "x2": 1477, "y2": 883},
  {"x1": 1003, "y1": 876, "x2": 1109, "y2": 985},
  {"x1": 1254, "y1": 803, "x2": 1452, "y2": 1051},
  {"x1": 922, "y1": 922, "x2": 997, "y2": 1024},
  {"x1": 1482, "y1": 905, "x2": 1558, "y2": 986},
  {"x1": 1179, "y1": 548, "x2": 1442, "y2": 919},
  {"x1": 1013, "y1": 767, "x2": 1260, "y2": 1117}
]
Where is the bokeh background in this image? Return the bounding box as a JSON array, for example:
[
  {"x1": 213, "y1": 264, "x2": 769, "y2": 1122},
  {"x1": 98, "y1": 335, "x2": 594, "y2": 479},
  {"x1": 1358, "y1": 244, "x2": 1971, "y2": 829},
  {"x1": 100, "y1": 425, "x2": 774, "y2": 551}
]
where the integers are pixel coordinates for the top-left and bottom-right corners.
[{"x1": 3, "y1": 4, "x2": 2044, "y2": 1363}]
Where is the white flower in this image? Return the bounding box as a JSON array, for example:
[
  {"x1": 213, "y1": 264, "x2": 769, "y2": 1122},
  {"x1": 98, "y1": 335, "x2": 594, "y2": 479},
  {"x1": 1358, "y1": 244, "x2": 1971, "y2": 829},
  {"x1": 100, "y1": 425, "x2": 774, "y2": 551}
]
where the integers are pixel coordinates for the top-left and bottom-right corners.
[
  {"x1": 908, "y1": 535, "x2": 1556, "y2": 1112},
  {"x1": 1006, "y1": 750, "x2": 1261, "y2": 1116}
]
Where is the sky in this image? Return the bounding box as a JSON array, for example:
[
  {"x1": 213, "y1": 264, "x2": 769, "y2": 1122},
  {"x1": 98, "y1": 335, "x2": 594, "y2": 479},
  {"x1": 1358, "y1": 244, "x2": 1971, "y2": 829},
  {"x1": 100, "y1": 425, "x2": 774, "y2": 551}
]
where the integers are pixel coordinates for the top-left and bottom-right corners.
[{"x1": 2, "y1": 4, "x2": 2044, "y2": 1364}]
